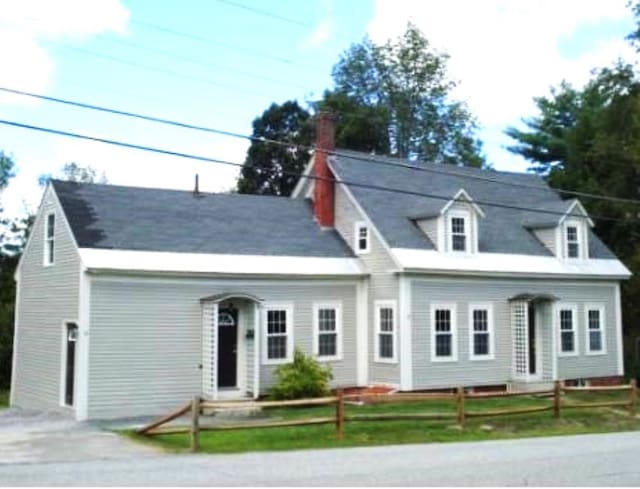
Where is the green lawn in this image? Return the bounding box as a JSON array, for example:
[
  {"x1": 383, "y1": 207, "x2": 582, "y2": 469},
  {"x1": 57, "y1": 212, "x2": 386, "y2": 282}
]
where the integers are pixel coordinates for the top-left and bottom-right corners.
[
  {"x1": 0, "y1": 390, "x2": 8, "y2": 408},
  {"x1": 127, "y1": 391, "x2": 640, "y2": 454}
]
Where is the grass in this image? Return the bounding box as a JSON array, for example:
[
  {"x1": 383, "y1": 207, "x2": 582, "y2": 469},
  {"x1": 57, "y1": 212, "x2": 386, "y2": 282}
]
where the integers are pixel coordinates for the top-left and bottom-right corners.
[
  {"x1": 126, "y1": 390, "x2": 640, "y2": 454},
  {"x1": 0, "y1": 390, "x2": 8, "y2": 408}
]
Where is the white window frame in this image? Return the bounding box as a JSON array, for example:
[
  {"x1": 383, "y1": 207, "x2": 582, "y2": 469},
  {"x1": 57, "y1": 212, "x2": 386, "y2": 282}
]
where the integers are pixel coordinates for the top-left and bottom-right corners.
[
  {"x1": 313, "y1": 301, "x2": 343, "y2": 361},
  {"x1": 262, "y1": 303, "x2": 294, "y2": 365},
  {"x1": 557, "y1": 303, "x2": 578, "y2": 357},
  {"x1": 446, "y1": 210, "x2": 472, "y2": 254},
  {"x1": 468, "y1": 303, "x2": 495, "y2": 361},
  {"x1": 354, "y1": 220, "x2": 370, "y2": 254},
  {"x1": 563, "y1": 220, "x2": 583, "y2": 260},
  {"x1": 44, "y1": 212, "x2": 55, "y2": 266},
  {"x1": 585, "y1": 303, "x2": 606, "y2": 355},
  {"x1": 430, "y1": 302, "x2": 458, "y2": 362},
  {"x1": 374, "y1": 300, "x2": 398, "y2": 363}
]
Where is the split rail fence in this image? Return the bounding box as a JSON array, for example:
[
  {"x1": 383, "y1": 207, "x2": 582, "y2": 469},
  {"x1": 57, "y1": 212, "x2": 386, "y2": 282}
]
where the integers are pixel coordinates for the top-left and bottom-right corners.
[{"x1": 137, "y1": 379, "x2": 637, "y2": 452}]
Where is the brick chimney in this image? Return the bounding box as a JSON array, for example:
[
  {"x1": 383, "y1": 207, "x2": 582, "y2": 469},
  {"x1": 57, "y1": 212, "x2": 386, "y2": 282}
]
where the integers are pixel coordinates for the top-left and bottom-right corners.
[{"x1": 313, "y1": 111, "x2": 336, "y2": 228}]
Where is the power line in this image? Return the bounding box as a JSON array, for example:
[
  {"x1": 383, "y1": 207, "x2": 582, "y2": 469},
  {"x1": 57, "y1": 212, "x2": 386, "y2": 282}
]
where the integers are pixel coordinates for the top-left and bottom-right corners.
[
  {"x1": 215, "y1": 0, "x2": 312, "y2": 28},
  {"x1": 0, "y1": 117, "x2": 634, "y2": 224},
  {"x1": 4, "y1": 86, "x2": 640, "y2": 208}
]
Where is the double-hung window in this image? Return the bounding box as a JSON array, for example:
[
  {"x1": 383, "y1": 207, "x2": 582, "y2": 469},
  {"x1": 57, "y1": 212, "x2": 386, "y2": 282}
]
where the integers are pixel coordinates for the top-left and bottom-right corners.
[
  {"x1": 585, "y1": 305, "x2": 605, "y2": 355},
  {"x1": 566, "y1": 225, "x2": 579, "y2": 258},
  {"x1": 469, "y1": 304, "x2": 494, "y2": 360},
  {"x1": 558, "y1": 305, "x2": 577, "y2": 356},
  {"x1": 431, "y1": 303, "x2": 457, "y2": 361},
  {"x1": 354, "y1": 221, "x2": 370, "y2": 254},
  {"x1": 450, "y1": 216, "x2": 467, "y2": 252},
  {"x1": 375, "y1": 301, "x2": 397, "y2": 362},
  {"x1": 314, "y1": 302, "x2": 342, "y2": 360},
  {"x1": 44, "y1": 213, "x2": 55, "y2": 266},
  {"x1": 263, "y1": 304, "x2": 293, "y2": 364}
]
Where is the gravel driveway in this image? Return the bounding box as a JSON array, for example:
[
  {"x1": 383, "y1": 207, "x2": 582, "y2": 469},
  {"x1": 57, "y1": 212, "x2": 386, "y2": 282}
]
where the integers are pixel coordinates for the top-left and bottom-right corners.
[{"x1": 0, "y1": 407, "x2": 161, "y2": 464}]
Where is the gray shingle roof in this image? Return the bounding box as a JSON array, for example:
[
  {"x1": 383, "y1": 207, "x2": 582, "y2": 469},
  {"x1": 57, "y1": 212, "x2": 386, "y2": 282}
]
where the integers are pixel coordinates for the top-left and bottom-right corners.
[
  {"x1": 330, "y1": 150, "x2": 615, "y2": 259},
  {"x1": 52, "y1": 180, "x2": 353, "y2": 257}
]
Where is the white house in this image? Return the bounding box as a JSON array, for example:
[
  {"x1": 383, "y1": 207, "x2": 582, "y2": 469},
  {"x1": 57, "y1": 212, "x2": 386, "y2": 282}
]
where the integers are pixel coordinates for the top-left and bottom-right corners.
[{"x1": 10, "y1": 113, "x2": 630, "y2": 420}]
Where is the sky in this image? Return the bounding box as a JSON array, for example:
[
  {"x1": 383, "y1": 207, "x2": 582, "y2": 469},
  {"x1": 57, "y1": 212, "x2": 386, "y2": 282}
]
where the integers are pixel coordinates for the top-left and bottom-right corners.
[{"x1": 0, "y1": 0, "x2": 636, "y2": 220}]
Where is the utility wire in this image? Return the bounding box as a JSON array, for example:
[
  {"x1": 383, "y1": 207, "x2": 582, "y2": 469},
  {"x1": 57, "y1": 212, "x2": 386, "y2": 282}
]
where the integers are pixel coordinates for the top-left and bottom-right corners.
[
  {"x1": 0, "y1": 117, "x2": 634, "y2": 224},
  {"x1": 215, "y1": 0, "x2": 312, "y2": 28},
  {"x1": 5, "y1": 86, "x2": 640, "y2": 208}
]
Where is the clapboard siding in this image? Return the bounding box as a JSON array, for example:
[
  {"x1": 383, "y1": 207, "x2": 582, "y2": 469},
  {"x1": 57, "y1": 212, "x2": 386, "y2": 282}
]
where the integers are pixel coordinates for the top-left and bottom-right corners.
[
  {"x1": 88, "y1": 276, "x2": 358, "y2": 419},
  {"x1": 410, "y1": 276, "x2": 620, "y2": 389},
  {"x1": 415, "y1": 218, "x2": 438, "y2": 249},
  {"x1": 334, "y1": 183, "x2": 400, "y2": 385},
  {"x1": 12, "y1": 187, "x2": 81, "y2": 409},
  {"x1": 533, "y1": 228, "x2": 557, "y2": 256}
]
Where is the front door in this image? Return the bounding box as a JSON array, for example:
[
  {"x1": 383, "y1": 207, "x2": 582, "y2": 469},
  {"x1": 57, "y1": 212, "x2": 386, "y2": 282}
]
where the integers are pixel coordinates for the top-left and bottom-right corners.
[
  {"x1": 528, "y1": 306, "x2": 536, "y2": 375},
  {"x1": 217, "y1": 308, "x2": 238, "y2": 388},
  {"x1": 65, "y1": 323, "x2": 78, "y2": 406}
]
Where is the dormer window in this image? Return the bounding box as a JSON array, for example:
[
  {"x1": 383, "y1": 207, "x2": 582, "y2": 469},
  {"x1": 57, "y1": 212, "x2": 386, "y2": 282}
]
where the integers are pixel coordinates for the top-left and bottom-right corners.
[
  {"x1": 566, "y1": 225, "x2": 579, "y2": 258},
  {"x1": 450, "y1": 216, "x2": 467, "y2": 252},
  {"x1": 354, "y1": 221, "x2": 370, "y2": 254}
]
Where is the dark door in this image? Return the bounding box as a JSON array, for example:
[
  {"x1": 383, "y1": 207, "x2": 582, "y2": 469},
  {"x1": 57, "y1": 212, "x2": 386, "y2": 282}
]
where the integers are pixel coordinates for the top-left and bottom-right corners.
[
  {"x1": 528, "y1": 306, "x2": 536, "y2": 375},
  {"x1": 65, "y1": 323, "x2": 78, "y2": 406},
  {"x1": 217, "y1": 308, "x2": 238, "y2": 388}
]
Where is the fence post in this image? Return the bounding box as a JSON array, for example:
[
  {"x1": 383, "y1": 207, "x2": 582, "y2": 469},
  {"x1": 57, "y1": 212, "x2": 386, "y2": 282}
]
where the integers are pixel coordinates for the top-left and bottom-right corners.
[
  {"x1": 335, "y1": 389, "x2": 345, "y2": 440},
  {"x1": 190, "y1": 395, "x2": 201, "y2": 453},
  {"x1": 554, "y1": 380, "x2": 561, "y2": 419},
  {"x1": 630, "y1": 379, "x2": 637, "y2": 418},
  {"x1": 457, "y1": 386, "x2": 465, "y2": 427}
]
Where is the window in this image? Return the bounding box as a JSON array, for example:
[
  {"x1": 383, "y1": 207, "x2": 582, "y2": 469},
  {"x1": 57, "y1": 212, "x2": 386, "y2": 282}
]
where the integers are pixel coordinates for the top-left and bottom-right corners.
[
  {"x1": 263, "y1": 304, "x2": 293, "y2": 364},
  {"x1": 44, "y1": 213, "x2": 55, "y2": 265},
  {"x1": 450, "y1": 216, "x2": 467, "y2": 252},
  {"x1": 585, "y1": 305, "x2": 605, "y2": 355},
  {"x1": 566, "y1": 225, "x2": 579, "y2": 258},
  {"x1": 354, "y1": 221, "x2": 370, "y2": 254},
  {"x1": 313, "y1": 303, "x2": 342, "y2": 360},
  {"x1": 375, "y1": 301, "x2": 397, "y2": 362},
  {"x1": 431, "y1": 303, "x2": 457, "y2": 361},
  {"x1": 469, "y1": 304, "x2": 494, "y2": 360},
  {"x1": 558, "y1": 306, "x2": 577, "y2": 355}
]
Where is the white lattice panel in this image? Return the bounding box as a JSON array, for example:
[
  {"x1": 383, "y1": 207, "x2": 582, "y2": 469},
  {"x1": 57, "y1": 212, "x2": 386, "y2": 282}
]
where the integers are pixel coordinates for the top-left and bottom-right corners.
[
  {"x1": 511, "y1": 301, "x2": 529, "y2": 379},
  {"x1": 201, "y1": 303, "x2": 218, "y2": 399}
]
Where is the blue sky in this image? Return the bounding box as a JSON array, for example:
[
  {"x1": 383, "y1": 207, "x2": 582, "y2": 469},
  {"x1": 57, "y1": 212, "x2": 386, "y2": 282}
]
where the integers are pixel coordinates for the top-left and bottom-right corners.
[{"x1": 0, "y1": 0, "x2": 636, "y2": 219}]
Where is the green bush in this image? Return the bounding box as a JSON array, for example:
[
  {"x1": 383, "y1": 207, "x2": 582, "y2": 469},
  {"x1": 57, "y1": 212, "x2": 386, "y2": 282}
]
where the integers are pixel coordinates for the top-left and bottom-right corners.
[{"x1": 269, "y1": 347, "x2": 333, "y2": 400}]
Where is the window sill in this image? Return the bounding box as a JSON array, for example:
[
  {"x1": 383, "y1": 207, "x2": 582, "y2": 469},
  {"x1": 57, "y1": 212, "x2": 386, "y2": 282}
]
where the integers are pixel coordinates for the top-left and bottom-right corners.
[
  {"x1": 585, "y1": 350, "x2": 607, "y2": 356},
  {"x1": 316, "y1": 355, "x2": 343, "y2": 362},
  {"x1": 374, "y1": 357, "x2": 398, "y2": 364},
  {"x1": 431, "y1": 356, "x2": 458, "y2": 363},
  {"x1": 469, "y1": 355, "x2": 495, "y2": 361},
  {"x1": 262, "y1": 358, "x2": 292, "y2": 366},
  {"x1": 558, "y1": 351, "x2": 579, "y2": 358}
]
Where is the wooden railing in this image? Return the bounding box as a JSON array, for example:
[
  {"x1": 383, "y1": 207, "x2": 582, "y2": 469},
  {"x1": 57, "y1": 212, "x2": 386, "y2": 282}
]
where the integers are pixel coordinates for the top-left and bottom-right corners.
[{"x1": 136, "y1": 379, "x2": 637, "y2": 452}]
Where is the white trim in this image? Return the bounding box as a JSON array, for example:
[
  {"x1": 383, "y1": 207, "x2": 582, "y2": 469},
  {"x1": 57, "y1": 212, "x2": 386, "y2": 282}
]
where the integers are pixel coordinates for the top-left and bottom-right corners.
[
  {"x1": 374, "y1": 300, "x2": 398, "y2": 364},
  {"x1": 312, "y1": 301, "x2": 343, "y2": 361},
  {"x1": 584, "y1": 303, "x2": 607, "y2": 356},
  {"x1": 262, "y1": 302, "x2": 294, "y2": 365},
  {"x1": 551, "y1": 302, "x2": 558, "y2": 380},
  {"x1": 557, "y1": 303, "x2": 579, "y2": 357},
  {"x1": 468, "y1": 303, "x2": 495, "y2": 361},
  {"x1": 614, "y1": 284, "x2": 624, "y2": 375},
  {"x1": 354, "y1": 221, "x2": 371, "y2": 255},
  {"x1": 213, "y1": 303, "x2": 220, "y2": 400},
  {"x1": 237, "y1": 307, "x2": 247, "y2": 392},
  {"x1": 43, "y1": 211, "x2": 55, "y2": 266},
  {"x1": 391, "y1": 248, "x2": 630, "y2": 278},
  {"x1": 290, "y1": 155, "x2": 315, "y2": 198},
  {"x1": 253, "y1": 302, "x2": 260, "y2": 399},
  {"x1": 430, "y1": 302, "x2": 458, "y2": 362},
  {"x1": 399, "y1": 276, "x2": 413, "y2": 390},
  {"x1": 329, "y1": 163, "x2": 403, "y2": 270},
  {"x1": 563, "y1": 219, "x2": 586, "y2": 261},
  {"x1": 561, "y1": 200, "x2": 595, "y2": 227},
  {"x1": 15, "y1": 185, "x2": 52, "y2": 278},
  {"x1": 440, "y1": 188, "x2": 486, "y2": 218},
  {"x1": 356, "y1": 279, "x2": 368, "y2": 386},
  {"x1": 75, "y1": 268, "x2": 91, "y2": 420},
  {"x1": 78, "y1": 248, "x2": 365, "y2": 276}
]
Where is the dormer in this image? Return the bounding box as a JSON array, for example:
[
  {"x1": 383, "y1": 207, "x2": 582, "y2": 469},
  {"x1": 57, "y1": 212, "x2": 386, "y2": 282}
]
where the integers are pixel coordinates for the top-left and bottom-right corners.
[
  {"x1": 525, "y1": 199, "x2": 594, "y2": 260},
  {"x1": 410, "y1": 189, "x2": 485, "y2": 254}
]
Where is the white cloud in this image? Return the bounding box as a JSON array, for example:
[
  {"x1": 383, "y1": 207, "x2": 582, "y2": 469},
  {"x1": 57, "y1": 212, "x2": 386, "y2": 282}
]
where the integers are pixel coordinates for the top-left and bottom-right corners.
[
  {"x1": 0, "y1": 0, "x2": 129, "y2": 106},
  {"x1": 368, "y1": 0, "x2": 634, "y2": 169}
]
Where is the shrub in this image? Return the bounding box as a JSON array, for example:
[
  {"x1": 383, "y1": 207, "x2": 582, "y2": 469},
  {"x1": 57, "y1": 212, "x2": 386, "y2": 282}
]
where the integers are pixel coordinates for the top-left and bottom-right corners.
[{"x1": 269, "y1": 347, "x2": 333, "y2": 400}]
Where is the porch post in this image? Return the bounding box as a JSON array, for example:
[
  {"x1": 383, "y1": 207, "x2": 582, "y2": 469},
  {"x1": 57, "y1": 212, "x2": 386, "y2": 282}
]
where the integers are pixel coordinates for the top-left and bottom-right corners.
[{"x1": 253, "y1": 302, "x2": 260, "y2": 399}]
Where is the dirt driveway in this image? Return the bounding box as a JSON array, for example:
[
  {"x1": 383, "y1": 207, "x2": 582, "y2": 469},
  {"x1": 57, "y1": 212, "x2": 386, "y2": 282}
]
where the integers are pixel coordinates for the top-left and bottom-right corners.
[{"x1": 0, "y1": 407, "x2": 161, "y2": 464}]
